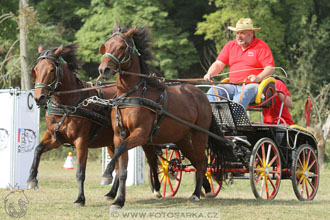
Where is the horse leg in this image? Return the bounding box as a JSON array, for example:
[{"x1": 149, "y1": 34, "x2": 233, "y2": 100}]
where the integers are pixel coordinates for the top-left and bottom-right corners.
[
  {"x1": 110, "y1": 151, "x2": 128, "y2": 210},
  {"x1": 101, "y1": 139, "x2": 128, "y2": 185},
  {"x1": 74, "y1": 142, "x2": 88, "y2": 206},
  {"x1": 143, "y1": 145, "x2": 162, "y2": 198},
  {"x1": 104, "y1": 146, "x2": 120, "y2": 200},
  {"x1": 27, "y1": 131, "x2": 60, "y2": 189},
  {"x1": 176, "y1": 133, "x2": 207, "y2": 202}
]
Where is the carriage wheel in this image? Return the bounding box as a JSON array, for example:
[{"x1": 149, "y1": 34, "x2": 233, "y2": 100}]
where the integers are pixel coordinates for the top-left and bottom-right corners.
[
  {"x1": 149, "y1": 147, "x2": 182, "y2": 197},
  {"x1": 203, "y1": 169, "x2": 222, "y2": 197},
  {"x1": 291, "y1": 144, "x2": 319, "y2": 201},
  {"x1": 249, "y1": 138, "x2": 281, "y2": 200},
  {"x1": 202, "y1": 151, "x2": 222, "y2": 197}
]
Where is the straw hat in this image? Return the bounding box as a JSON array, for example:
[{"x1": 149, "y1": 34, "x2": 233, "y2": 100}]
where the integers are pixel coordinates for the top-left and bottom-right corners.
[{"x1": 228, "y1": 18, "x2": 261, "y2": 32}]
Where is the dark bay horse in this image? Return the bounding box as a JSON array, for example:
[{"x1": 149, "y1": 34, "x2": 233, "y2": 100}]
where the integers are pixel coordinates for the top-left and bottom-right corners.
[
  {"x1": 29, "y1": 44, "x2": 161, "y2": 207},
  {"x1": 28, "y1": 44, "x2": 130, "y2": 206},
  {"x1": 98, "y1": 26, "x2": 218, "y2": 207}
]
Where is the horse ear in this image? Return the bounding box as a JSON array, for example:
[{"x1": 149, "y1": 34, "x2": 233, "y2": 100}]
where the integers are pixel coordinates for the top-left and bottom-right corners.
[
  {"x1": 54, "y1": 45, "x2": 63, "y2": 57},
  {"x1": 99, "y1": 44, "x2": 106, "y2": 55},
  {"x1": 38, "y1": 44, "x2": 44, "y2": 53},
  {"x1": 126, "y1": 27, "x2": 136, "y2": 37}
]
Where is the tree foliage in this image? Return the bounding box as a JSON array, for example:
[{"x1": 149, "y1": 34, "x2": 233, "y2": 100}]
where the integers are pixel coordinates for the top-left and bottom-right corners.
[{"x1": 75, "y1": 0, "x2": 198, "y2": 79}]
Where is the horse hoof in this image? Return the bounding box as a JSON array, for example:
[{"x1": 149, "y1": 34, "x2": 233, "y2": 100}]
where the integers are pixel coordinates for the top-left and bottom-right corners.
[
  {"x1": 100, "y1": 177, "x2": 113, "y2": 185},
  {"x1": 152, "y1": 191, "x2": 162, "y2": 199},
  {"x1": 110, "y1": 204, "x2": 122, "y2": 211},
  {"x1": 205, "y1": 192, "x2": 215, "y2": 198},
  {"x1": 188, "y1": 195, "x2": 200, "y2": 203},
  {"x1": 27, "y1": 181, "x2": 38, "y2": 190},
  {"x1": 104, "y1": 195, "x2": 114, "y2": 201},
  {"x1": 73, "y1": 202, "x2": 85, "y2": 207}
]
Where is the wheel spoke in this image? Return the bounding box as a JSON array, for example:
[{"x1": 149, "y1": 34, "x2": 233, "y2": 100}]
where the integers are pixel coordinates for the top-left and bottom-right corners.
[
  {"x1": 268, "y1": 154, "x2": 278, "y2": 167},
  {"x1": 307, "y1": 159, "x2": 316, "y2": 171},
  {"x1": 259, "y1": 176, "x2": 265, "y2": 196},
  {"x1": 306, "y1": 149, "x2": 311, "y2": 167},
  {"x1": 159, "y1": 174, "x2": 164, "y2": 184},
  {"x1": 255, "y1": 173, "x2": 263, "y2": 185},
  {"x1": 266, "y1": 144, "x2": 272, "y2": 165},
  {"x1": 300, "y1": 178, "x2": 305, "y2": 196},
  {"x1": 261, "y1": 144, "x2": 266, "y2": 166},
  {"x1": 167, "y1": 175, "x2": 174, "y2": 192},
  {"x1": 164, "y1": 148, "x2": 168, "y2": 159},
  {"x1": 265, "y1": 176, "x2": 269, "y2": 199},
  {"x1": 169, "y1": 150, "x2": 174, "y2": 160},
  {"x1": 307, "y1": 178, "x2": 316, "y2": 192},
  {"x1": 302, "y1": 149, "x2": 306, "y2": 167},
  {"x1": 297, "y1": 175, "x2": 304, "y2": 186},
  {"x1": 305, "y1": 179, "x2": 310, "y2": 199},
  {"x1": 267, "y1": 175, "x2": 276, "y2": 191},
  {"x1": 256, "y1": 152, "x2": 263, "y2": 165},
  {"x1": 269, "y1": 170, "x2": 281, "y2": 174},
  {"x1": 162, "y1": 176, "x2": 167, "y2": 196},
  {"x1": 298, "y1": 158, "x2": 304, "y2": 169}
]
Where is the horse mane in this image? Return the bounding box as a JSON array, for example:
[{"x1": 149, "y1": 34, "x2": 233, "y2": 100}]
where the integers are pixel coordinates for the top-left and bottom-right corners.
[
  {"x1": 57, "y1": 44, "x2": 80, "y2": 73},
  {"x1": 38, "y1": 44, "x2": 86, "y2": 87},
  {"x1": 113, "y1": 25, "x2": 164, "y2": 89}
]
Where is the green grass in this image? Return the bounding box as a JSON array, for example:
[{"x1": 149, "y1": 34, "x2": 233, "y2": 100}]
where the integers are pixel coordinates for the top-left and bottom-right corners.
[{"x1": 0, "y1": 160, "x2": 329, "y2": 220}]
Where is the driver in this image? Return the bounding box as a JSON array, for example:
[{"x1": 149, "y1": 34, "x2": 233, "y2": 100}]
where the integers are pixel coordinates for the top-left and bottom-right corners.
[{"x1": 203, "y1": 18, "x2": 275, "y2": 108}]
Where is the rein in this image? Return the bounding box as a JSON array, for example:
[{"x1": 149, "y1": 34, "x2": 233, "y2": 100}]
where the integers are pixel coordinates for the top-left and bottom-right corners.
[{"x1": 53, "y1": 82, "x2": 116, "y2": 96}]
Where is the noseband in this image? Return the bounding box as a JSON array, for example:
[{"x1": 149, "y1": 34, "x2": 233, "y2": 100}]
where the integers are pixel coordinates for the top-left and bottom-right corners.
[
  {"x1": 102, "y1": 32, "x2": 140, "y2": 71},
  {"x1": 33, "y1": 50, "x2": 65, "y2": 95}
]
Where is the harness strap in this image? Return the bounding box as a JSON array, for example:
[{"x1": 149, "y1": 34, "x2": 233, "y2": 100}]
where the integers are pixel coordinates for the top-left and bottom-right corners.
[
  {"x1": 49, "y1": 104, "x2": 111, "y2": 127},
  {"x1": 148, "y1": 88, "x2": 168, "y2": 142}
]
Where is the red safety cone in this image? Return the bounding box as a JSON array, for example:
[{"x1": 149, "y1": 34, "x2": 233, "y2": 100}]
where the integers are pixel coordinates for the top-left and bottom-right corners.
[{"x1": 63, "y1": 152, "x2": 74, "y2": 170}]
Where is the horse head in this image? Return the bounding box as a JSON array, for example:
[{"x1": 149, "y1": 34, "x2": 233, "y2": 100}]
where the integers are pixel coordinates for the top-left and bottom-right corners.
[
  {"x1": 32, "y1": 45, "x2": 65, "y2": 106},
  {"x1": 98, "y1": 27, "x2": 138, "y2": 78}
]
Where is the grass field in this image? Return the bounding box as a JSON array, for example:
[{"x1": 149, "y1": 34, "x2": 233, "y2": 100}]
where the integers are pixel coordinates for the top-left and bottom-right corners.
[{"x1": 0, "y1": 159, "x2": 329, "y2": 220}]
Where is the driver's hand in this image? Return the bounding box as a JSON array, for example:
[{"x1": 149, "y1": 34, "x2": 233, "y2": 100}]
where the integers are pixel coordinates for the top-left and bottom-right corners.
[
  {"x1": 204, "y1": 73, "x2": 212, "y2": 81},
  {"x1": 247, "y1": 75, "x2": 261, "y2": 82}
]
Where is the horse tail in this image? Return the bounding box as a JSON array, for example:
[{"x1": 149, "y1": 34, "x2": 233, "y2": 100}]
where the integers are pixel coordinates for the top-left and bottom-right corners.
[{"x1": 208, "y1": 115, "x2": 234, "y2": 182}]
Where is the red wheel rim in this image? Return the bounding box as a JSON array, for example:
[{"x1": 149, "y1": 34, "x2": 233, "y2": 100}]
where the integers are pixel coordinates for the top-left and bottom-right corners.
[
  {"x1": 157, "y1": 148, "x2": 182, "y2": 197},
  {"x1": 294, "y1": 146, "x2": 319, "y2": 200},
  {"x1": 252, "y1": 140, "x2": 281, "y2": 200}
]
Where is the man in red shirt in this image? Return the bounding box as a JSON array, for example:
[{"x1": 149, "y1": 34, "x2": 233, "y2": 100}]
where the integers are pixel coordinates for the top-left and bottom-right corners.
[
  {"x1": 263, "y1": 78, "x2": 294, "y2": 125},
  {"x1": 204, "y1": 18, "x2": 275, "y2": 108}
]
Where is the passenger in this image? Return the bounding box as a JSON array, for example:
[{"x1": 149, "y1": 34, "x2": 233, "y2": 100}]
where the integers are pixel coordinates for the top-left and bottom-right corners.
[
  {"x1": 203, "y1": 18, "x2": 275, "y2": 108},
  {"x1": 263, "y1": 77, "x2": 294, "y2": 125}
]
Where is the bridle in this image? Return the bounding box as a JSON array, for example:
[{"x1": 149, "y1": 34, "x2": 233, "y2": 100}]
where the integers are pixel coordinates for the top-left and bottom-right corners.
[
  {"x1": 33, "y1": 50, "x2": 65, "y2": 95},
  {"x1": 102, "y1": 32, "x2": 140, "y2": 72}
]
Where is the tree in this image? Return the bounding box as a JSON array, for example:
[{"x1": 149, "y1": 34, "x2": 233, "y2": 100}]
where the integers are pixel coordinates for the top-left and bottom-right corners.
[
  {"x1": 75, "y1": 0, "x2": 198, "y2": 79},
  {"x1": 19, "y1": 0, "x2": 32, "y2": 90}
]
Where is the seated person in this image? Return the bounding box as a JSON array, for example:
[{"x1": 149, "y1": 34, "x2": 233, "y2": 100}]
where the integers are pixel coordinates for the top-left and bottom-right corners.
[
  {"x1": 263, "y1": 77, "x2": 294, "y2": 125},
  {"x1": 203, "y1": 18, "x2": 275, "y2": 108}
]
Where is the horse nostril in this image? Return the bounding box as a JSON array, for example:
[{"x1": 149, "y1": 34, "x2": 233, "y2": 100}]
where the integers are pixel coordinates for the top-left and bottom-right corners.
[
  {"x1": 35, "y1": 95, "x2": 46, "y2": 106},
  {"x1": 104, "y1": 67, "x2": 111, "y2": 76}
]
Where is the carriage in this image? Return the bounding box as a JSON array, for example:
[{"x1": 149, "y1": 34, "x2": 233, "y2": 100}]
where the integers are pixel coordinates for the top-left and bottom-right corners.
[{"x1": 149, "y1": 78, "x2": 319, "y2": 201}]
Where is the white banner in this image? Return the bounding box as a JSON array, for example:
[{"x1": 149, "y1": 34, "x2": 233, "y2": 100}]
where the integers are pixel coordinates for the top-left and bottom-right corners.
[
  {"x1": 102, "y1": 146, "x2": 145, "y2": 186},
  {"x1": 0, "y1": 89, "x2": 40, "y2": 188}
]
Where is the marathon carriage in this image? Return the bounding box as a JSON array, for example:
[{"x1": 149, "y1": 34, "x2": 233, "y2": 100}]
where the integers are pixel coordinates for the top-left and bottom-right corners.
[{"x1": 149, "y1": 76, "x2": 319, "y2": 201}]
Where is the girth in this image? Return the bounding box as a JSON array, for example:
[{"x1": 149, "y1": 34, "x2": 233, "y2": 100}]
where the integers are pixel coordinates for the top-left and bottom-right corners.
[
  {"x1": 49, "y1": 104, "x2": 111, "y2": 127},
  {"x1": 112, "y1": 88, "x2": 168, "y2": 142}
]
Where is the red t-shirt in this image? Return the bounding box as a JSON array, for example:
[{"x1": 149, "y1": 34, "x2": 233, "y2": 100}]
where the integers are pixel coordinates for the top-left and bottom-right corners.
[
  {"x1": 263, "y1": 80, "x2": 294, "y2": 125},
  {"x1": 217, "y1": 37, "x2": 275, "y2": 82}
]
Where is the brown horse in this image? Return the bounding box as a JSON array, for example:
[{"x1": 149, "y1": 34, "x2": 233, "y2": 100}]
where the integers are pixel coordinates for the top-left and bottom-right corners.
[
  {"x1": 29, "y1": 44, "x2": 122, "y2": 206},
  {"x1": 29, "y1": 44, "x2": 161, "y2": 208},
  {"x1": 98, "y1": 26, "x2": 218, "y2": 207}
]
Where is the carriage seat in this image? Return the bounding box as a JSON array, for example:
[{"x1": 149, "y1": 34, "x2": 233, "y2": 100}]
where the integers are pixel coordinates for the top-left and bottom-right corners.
[{"x1": 220, "y1": 77, "x2": 276, "y2": 109}]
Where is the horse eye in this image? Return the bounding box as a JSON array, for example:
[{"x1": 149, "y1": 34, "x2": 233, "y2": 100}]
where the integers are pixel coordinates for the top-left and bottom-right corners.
[{"x1": 119, "y1": 46, "x2": 125, "y2": 50}]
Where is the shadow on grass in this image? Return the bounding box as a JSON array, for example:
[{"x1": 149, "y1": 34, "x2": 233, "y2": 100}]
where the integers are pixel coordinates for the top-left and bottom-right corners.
[{"x1": 134, "y1": 196, "x2": 330, "y2": 208}]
